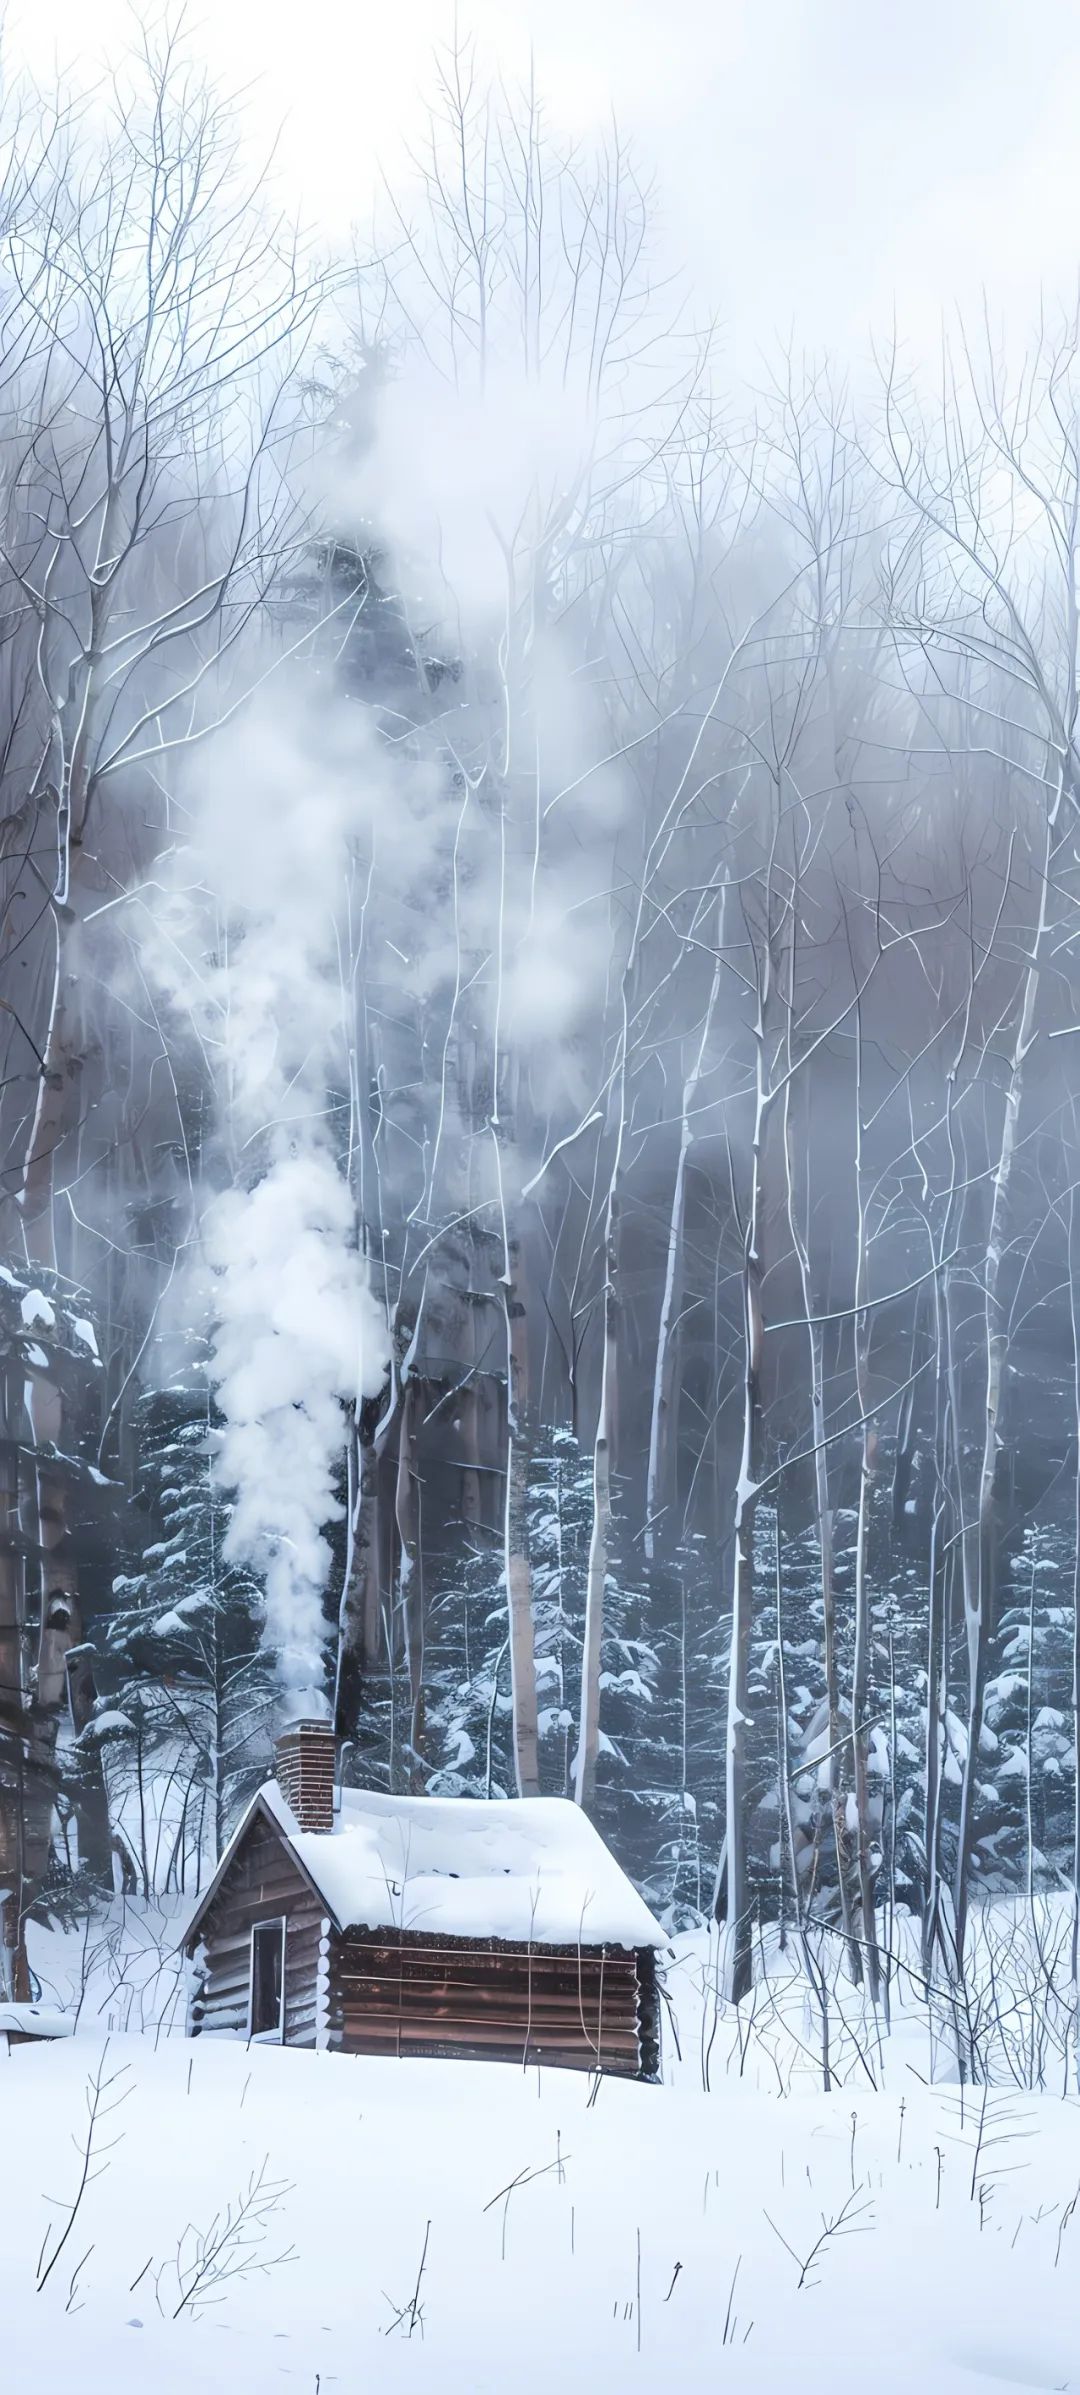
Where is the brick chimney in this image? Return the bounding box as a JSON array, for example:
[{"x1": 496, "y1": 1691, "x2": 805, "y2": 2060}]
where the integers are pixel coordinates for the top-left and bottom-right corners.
[{"x1": 274, "y1": 1719, "x2": 336, "y2": 1833}]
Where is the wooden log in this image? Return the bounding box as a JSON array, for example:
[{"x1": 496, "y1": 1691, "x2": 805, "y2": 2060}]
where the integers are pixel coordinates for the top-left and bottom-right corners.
[
  {"x1": 335, "y1": 2003, "x2": 638, "y2": 2048},
  {"x1": 335, "y1": 2025, "x2": 640, "y2": 2072},
  {"x1": 337, "y1": 1942, "x2": 636, "y2": 1977},
  {"x1": 337, "y1": 1932, "x2": 640, "y2": 1963},
  {"x1": 332, "y1": 1978, "x2": 636, "y2": 2025}
]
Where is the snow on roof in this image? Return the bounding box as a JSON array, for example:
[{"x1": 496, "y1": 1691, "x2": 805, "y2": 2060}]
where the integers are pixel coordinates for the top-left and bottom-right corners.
[
  {"x1": 214, "y1": 1782, "x2": 665, "y2": 1950},
  {"x1": 0, "y1": 2004, "x2": 73, "y2": 2038}
]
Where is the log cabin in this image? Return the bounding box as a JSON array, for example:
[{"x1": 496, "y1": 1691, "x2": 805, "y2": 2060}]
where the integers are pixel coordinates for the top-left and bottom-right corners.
[{"x1": 182, "y1": 1721, "x2": 665, "y2": 2077}]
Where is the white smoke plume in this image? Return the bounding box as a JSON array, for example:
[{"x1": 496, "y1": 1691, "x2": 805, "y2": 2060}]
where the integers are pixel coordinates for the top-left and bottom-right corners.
[
  {"x1": 336, "y1": 357, "x2": 597, "y2": 628},
  {"x1": 204, "y1": 1158, "x2": 379, "y2": 1709},
  {"x1": 150, "y1": 682, "x2": 395, "y2": 1718}
]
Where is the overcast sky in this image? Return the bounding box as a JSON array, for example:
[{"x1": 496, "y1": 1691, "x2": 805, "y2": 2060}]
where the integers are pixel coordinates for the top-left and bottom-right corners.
[{"x1": 10, "y1": 0, "x2": 1080, "y2": 372}]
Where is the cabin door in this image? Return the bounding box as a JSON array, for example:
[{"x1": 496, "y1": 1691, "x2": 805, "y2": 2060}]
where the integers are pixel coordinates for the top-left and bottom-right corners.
[{"x1": 248, "y1": 1916, "x2": 286, "y2": 2041}]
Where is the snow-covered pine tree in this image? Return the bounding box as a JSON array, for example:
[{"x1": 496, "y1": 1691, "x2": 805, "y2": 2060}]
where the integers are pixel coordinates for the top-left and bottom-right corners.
[
  {"x1": 425, "y1": 1423, "x2": 593, "y2": 1801},
  {"x1": 424, "y1": 1521, "x2": 510, "y2": 1799},
  {"x1": 760, "y1": 1501, "x2": 835, "y2": 1932},
  {"x1": 100, "y1": 1373, "x2": 276, "y2": 1891},
  {"x1": 531, "y1": 1427, "x2": 592, "y2": 1797},
  {"x1": 875, "y1": 1553, "x2": 932, "y2": 1924},
  {"x1": 979, "y1": 1520, "x2": 1075, "y2": 1894},
  {"x1": 641, "y1": 1532, "x2": 717, "y2": 1930}
]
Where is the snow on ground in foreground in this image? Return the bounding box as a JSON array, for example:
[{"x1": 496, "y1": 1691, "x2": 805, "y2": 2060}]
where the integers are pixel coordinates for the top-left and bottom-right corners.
[{"x1": 3, "y1": 1919, "x2": 1080, "y2": 2394}]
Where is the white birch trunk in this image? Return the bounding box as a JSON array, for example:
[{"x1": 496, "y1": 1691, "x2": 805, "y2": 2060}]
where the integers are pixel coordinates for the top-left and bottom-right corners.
[
  {"x1": 953, "y1": 773, "x2": 1061, "y2": 1956},
  {"x1": 721, "y1": 987, "x2": 767, "y2": 2004},
  {"x1": 645, "y1": 898, "x2": 726, "y2": 1563}
]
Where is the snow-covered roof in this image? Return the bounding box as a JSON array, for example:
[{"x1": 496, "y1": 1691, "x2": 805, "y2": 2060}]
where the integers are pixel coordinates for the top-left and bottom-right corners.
[
  {"x1": 190, "y1": 1782, "x2": 665, "y2": 1952},
  {"x1": 0, "y1": 2003, "x2": 73, "y2": 2038}
]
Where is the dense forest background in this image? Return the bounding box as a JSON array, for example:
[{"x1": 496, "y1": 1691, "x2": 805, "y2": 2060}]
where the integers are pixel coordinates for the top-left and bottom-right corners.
[{"x1": 3, "y1": 21, "x2": 1080, "y2": 2011}]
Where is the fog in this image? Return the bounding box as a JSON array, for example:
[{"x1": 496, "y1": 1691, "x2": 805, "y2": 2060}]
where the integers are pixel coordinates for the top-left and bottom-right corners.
[{"x1": 12, "y1": 0, "x2": 1080, "y2": 363}]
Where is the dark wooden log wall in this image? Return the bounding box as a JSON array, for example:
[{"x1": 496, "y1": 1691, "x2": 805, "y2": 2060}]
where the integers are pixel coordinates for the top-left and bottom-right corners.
[
  {"x1": 329, "y1": 1928, "x2": 660, "y2": 2077},
  {"x1": 188, "y1": 1812, "x2": 326, "y2": 2047}
]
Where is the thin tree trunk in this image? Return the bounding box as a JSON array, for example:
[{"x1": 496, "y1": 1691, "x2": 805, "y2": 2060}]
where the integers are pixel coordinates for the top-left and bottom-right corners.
[
  {"x1": 954, "y1": 778, "x2": 1060, "y2": 1957},
  {"x1": 501, "y1": 1220, "x2": 540, "y2": 1797},
  {"x1": 923, "y1": 1264, "x2": 951, "y2": 1972},
  {"x1": 1069, "y1": 1175, "x2": 1080, "y2": 1982},
  {"x1": 575, "y1": 979, "x2": 629, "y2": 1808},
  {"x1": 64, "y1": 1643, "x2": 111, "y2": 1885},
  {"x1": 575, "y1": 1223, "x2": 617, "y2": 1808},
  {"x1": 850, "y1": 1009, "x2": 881, "y2": 1998},
  {"x1": 773, "y1": 1509, "x2": 802, "y2": 1939},
  {"x1": 334, "y1": 1393, "x2": 386, "y2": 1744},
  {"x1": 719, "y1": 997, "x2": 766, "y2": 2004},
  {"x1": 782, "y1": 1056, "x2": 859, "y2": 1976},
  {"x1": 395, "y1": 1375, "x2": 424, "y2": 1789},
  {"x1": 645, "y1": 899, "x2": 725, "y2": 1564},
  {"x1": 9, "y1": 801, "x2": 91, "y2": 1933}
]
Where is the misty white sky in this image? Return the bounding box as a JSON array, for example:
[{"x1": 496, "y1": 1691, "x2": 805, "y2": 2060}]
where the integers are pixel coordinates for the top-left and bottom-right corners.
[{"x1": 9, "y1": 0, "x2": 1080, "y2": 368}]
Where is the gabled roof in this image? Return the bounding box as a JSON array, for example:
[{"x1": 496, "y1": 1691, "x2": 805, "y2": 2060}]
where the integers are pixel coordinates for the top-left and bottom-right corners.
[{"x1": 185, "y1": 1781, "x2": 666, "y2": 1952}]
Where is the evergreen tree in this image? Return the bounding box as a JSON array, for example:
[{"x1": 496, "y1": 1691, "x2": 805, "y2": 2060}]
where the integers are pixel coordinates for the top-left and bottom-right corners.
[
  {"x1": 100, "y1": 1373, "x2": 277, "y2": 1890},
  {"x1": 979, "y1": 1521, "x2": 1075, "y2": 1893}
]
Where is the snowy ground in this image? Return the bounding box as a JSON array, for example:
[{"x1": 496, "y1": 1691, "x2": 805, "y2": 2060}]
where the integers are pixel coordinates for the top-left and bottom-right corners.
[{"x1": 4, "y1": 1908, "x2": 1080, "y2": 2393}]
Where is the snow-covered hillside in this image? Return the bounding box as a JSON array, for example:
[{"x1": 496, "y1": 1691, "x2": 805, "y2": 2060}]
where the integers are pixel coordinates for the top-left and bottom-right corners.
[{"x1": 5, "y1": 1911, "x2": 1080, "y2": 2394}]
